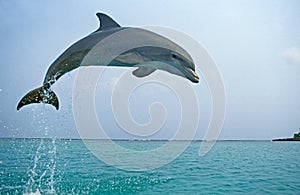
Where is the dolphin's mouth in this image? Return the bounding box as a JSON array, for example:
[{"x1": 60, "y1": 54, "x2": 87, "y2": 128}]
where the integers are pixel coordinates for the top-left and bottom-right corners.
[{"x1": 186, "y1": 68, "x2": 199, "y2": 83}]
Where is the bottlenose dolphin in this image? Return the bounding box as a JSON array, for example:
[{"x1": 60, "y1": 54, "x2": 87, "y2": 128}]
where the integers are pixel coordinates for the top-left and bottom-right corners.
[{"x1": 17, "y1": 13, "x2": 199, "y2": 110}]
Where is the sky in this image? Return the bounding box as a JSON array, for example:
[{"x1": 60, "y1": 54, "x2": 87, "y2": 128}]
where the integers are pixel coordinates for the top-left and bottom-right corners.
[{"x1": 0, "y1": 0, "x2": 299, "y2": 140}]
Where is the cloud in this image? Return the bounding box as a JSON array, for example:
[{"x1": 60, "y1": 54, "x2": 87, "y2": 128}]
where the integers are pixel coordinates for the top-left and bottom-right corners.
[{"x1": 281, "y1": 46, "x2": 300, "y2": 65}]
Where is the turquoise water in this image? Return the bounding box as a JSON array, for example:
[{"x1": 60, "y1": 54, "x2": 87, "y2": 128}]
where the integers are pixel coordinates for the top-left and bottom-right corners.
[{"x1": 0, "y1": 139, "x2": 299, "y2": 194}]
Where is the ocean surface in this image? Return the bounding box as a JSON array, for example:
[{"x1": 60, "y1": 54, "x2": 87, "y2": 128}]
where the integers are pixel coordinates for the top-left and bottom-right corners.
[{"x1": 0, "y1": 139, "x2": 299, "y2": 194}]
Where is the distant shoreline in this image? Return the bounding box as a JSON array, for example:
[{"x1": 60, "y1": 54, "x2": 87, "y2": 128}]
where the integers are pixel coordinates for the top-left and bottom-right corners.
[
  {"x1": 272, "y1": 138, "x2": 300, "y2": 141},
  {"x1": 272, "y1": 131, "x2": 300, "y2": 141},
  {"x1": 0, "y1": 137, "x2": 280, "y2": 142}
]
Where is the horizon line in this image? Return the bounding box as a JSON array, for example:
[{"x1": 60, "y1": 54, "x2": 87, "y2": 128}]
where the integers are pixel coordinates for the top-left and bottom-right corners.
[{"x1": 0, "y1": 137, "x2": 274, "y2": 141}]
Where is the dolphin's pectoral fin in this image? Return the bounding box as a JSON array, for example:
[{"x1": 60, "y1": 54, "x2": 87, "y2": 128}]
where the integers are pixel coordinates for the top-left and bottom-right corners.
[
  {"x1": 114, "y1": 52, "x2": 146, "y2": 64},
  {"x1": 17, "y1": 86, "x2": 59, "y2": 110},
  {"x1": 132, "y1": 67, "x2": 156, "y2": 78}
]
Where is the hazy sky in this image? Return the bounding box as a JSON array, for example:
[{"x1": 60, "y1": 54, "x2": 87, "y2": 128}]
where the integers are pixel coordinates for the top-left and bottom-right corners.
[{"x1": 0, "y1": 0, "x2": 299, "y2": 140}]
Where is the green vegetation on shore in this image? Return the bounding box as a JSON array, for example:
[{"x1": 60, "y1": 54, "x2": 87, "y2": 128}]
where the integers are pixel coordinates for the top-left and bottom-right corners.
[{"x1": 273, "y1": 130, "x2": 300, "y2": 141}]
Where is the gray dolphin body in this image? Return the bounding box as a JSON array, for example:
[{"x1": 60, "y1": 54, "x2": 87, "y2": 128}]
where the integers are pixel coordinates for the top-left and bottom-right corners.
[{"x1": 17, "y1": 13, "x2": 199, "y2": 110}]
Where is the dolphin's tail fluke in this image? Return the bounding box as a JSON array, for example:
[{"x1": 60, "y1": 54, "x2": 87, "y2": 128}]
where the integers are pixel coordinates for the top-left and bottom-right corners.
[{"x1": 17, "y1": 85, "x2": 59, "y2": 110}]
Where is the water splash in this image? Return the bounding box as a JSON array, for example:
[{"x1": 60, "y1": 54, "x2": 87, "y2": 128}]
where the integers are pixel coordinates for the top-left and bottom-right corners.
[
  {"x1": 47, "y1": 139, "x2": 57, "y2": 194},
  {"x1": 24, "y1": 139, "x2": 43, "y2": 194},
  {"x1": 24, "y1": 108, "x2": 57, "y2": 194}
]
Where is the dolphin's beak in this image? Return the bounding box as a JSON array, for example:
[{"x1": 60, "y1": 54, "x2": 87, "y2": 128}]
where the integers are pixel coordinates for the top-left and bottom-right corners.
[
  {"x1": 178, "y1": 57, "x2": 199, "y2": 83},
  {"x1": 186, "y1": 67, "x2": 199, "y2": 83}
]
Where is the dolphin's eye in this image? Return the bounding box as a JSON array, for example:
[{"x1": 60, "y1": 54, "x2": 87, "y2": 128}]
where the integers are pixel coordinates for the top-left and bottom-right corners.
[{"x1": 172, "y1": 54, "x2": 177, "y2": 58}]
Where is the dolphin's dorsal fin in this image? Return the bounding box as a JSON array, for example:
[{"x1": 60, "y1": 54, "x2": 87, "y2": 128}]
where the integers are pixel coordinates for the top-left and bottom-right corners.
[{"x1": 96, "y1": 13, "x2": 121, "y2": 31}]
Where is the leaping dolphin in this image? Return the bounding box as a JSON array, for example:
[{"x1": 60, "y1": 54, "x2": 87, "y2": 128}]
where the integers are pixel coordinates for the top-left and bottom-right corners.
[{"x1": 17, "y1": 13, "x2": 199, "y2": 110}]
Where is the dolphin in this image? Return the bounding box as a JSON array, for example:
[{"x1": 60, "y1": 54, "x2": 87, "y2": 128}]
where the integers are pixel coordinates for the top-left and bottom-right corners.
[{"x1": 17, "y1": 13, "x2": 199, "y2": 110}]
